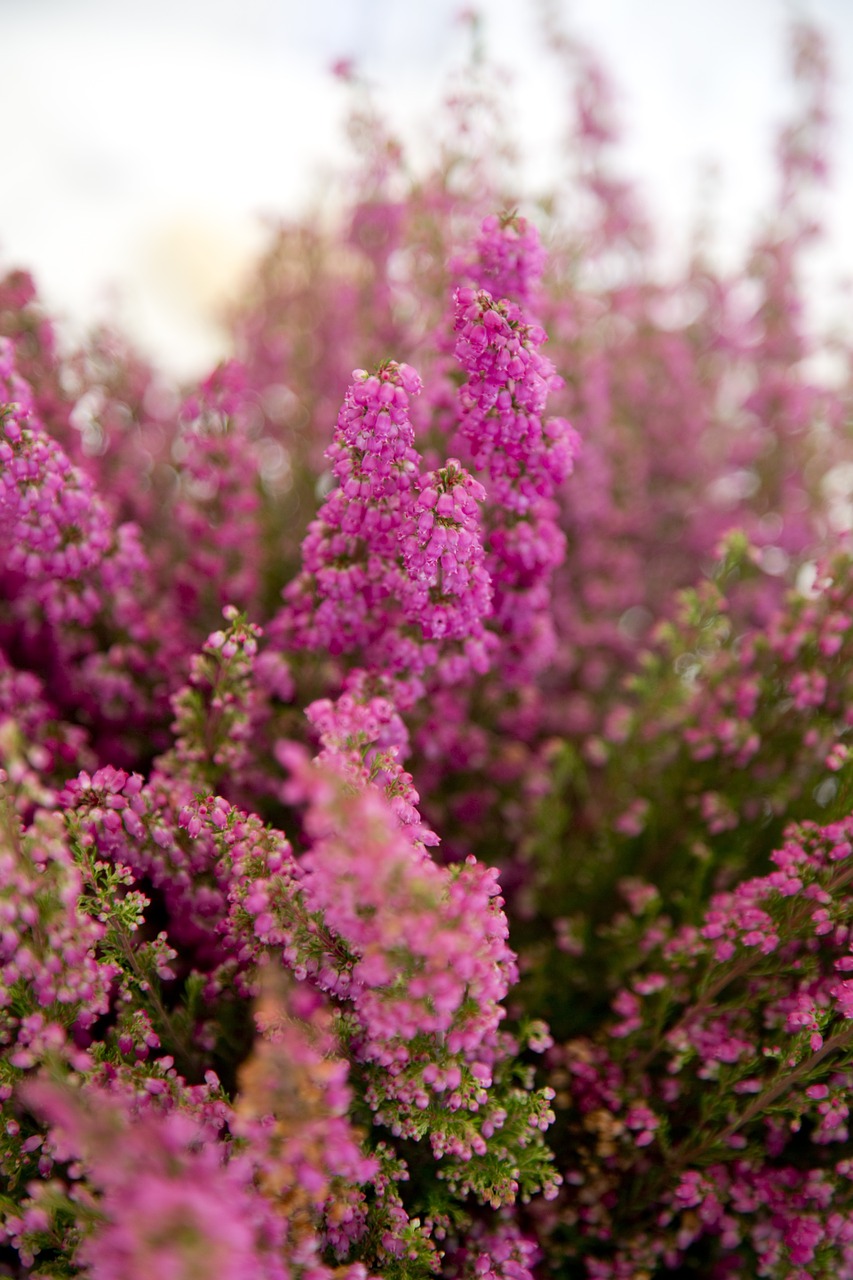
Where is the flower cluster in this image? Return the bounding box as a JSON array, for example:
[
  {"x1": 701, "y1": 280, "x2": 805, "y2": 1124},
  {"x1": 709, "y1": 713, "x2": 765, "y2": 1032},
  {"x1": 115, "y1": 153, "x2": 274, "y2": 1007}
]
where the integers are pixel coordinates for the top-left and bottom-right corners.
[
  {"x1": 452, "y1": 279, "x2": 579, "y2": 675},
  {"x1": 0, "y1": 337, "x2": 149, "y2": 642},
  {"x1": 453, "y1": 288, "x2": 575, "y2": 518},
  {"x1": 168, "y1": 361, "x2": 269, "y2": 625},
  {"x1": 274, "y1": 357, "x2": 495, "y2": 705},
  {"x1": 275, "y1": 360, "x2": 423, "y2": 658},
  {"x1": 21, "y1": 1079, "x2": 291, "y2": 1280},
  {"x1": 460, "y1": 211, "x2": 548, "y2": 311},
  {"x1": 542, "y1": 816, "x2": 853, "y2": 1276},
  {"x1": 4, "y1": 11, "x2": 853, "y2": 1279}
]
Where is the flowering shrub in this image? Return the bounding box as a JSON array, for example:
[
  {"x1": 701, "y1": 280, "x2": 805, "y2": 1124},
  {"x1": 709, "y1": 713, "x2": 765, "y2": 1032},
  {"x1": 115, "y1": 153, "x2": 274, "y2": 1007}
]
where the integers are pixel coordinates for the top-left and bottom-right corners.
[{"x1": 3, "y1": 12, "x2": 853, "y2": 1279}]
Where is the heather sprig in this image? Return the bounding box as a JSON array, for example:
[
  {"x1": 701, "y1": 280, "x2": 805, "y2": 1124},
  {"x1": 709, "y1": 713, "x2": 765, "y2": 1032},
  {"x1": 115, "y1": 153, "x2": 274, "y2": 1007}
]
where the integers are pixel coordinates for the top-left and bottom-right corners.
[
  {"x1": 0, "y1": 338, "x2": 147, "y2": 631},
  {"x1": 162, "y1": 606, "x2": 266, "y2": 790},
  {"x1": 273, "y1": 360, "x2": 423, "y2": 662},
  {"x1": 166, "y1": 361, "x2": 270, "y2": 628},
  {"x1": 541, "y1": 816, "x2": 853, "y2": 1277},
  {"x1": 451, "y1": 274, "x2": 579, "y2": 677},
  {"x1": 274, "y1": 359, "x2": 494, "y2": 706}
]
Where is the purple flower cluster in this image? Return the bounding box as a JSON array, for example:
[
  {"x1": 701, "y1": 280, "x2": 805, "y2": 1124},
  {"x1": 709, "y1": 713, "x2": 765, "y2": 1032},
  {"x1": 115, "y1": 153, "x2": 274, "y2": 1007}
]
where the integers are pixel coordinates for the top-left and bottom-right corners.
[
  {"x1": 168, "y1": 361, "x2": 268, "y2": 622},
  {"x1": 0, "y1": 339, "x2": 146, "y2": 628},
  {"x1": 275, "y1": 360, "x2": 422, "y2": 658},
  {"x1": 462, "y1": 212, "x2": 548, "y2": 311},
  {"x1": 4, "y1": 13, "x2": 853, "y2": 1278},
  {"x1": 274, "y1": 355, "x2": 496, "y2": 706},
  {"x1": 453, "y1": 276, "x2": 579, "y2": 674},
  {"x1": 454, "y1": 288, "x2": 576, "y2": 516},
  {"x1": 254, "y1": 736, "x2": 524, "y2": 1155},
  {"x1": 23, "y1": 1080, "x2": 291, "y2": 1280},
  {"x1": 400, "y1": 458, "x2": 496, "y2": 684}
]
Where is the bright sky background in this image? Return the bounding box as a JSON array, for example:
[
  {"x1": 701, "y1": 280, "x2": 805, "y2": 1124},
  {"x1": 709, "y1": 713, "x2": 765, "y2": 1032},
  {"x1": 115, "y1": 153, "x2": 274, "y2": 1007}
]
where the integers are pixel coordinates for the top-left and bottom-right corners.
[{"x1": 2, "y1": 0, "x2": 853, "y2": 379}]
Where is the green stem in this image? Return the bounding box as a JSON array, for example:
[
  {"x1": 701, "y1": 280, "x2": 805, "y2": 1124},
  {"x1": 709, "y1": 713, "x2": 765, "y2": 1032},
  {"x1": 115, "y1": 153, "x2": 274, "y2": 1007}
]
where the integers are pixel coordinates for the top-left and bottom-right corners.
[{"x1": 717, "y1": 1022, "x2": 853, "y2": 1146}]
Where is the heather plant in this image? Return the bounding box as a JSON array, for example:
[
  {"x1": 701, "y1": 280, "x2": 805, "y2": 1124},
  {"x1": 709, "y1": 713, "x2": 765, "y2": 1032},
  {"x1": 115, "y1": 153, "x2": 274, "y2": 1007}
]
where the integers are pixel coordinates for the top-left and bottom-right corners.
[{"x1": 3, "y1": 11, "x2": 853, "y2": 1280}]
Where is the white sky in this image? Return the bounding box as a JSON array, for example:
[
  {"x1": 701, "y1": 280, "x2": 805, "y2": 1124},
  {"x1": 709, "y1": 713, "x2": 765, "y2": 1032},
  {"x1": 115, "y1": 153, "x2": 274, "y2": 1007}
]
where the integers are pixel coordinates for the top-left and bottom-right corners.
[{"x1": 2, "y1": 0, "x2": 853, "y2": 378}]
